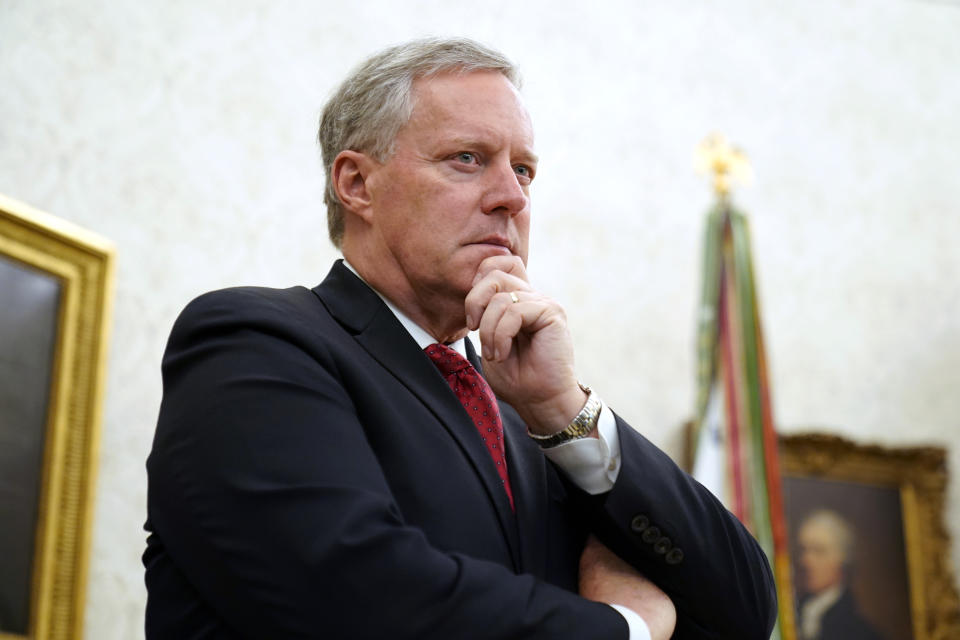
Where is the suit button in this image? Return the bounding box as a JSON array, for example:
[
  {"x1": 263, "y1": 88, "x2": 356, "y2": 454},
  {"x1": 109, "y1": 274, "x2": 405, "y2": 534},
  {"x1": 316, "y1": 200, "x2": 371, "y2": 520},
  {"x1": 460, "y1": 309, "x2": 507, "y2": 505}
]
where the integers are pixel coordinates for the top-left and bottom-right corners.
[
  {"x1": 653, "y1": 536, "x2": 672, "y2": 555},
  {"x1": 630, "y1": 515, "x2": 650, "y2": 533},
  {"x1": 665, "y1": 548, "x2": 684, "y2": 565},
  {"x1": 641, "y1": 526, "x2": 660, "y2": 544}
]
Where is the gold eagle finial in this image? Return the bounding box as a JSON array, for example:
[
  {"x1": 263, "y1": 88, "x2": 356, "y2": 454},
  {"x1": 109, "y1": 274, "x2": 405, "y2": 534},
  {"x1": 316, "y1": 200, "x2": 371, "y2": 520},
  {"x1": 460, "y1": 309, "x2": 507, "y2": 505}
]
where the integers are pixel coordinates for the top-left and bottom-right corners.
[{"x1": 695, "y1": 133, "x2": 752, "y2": 199}]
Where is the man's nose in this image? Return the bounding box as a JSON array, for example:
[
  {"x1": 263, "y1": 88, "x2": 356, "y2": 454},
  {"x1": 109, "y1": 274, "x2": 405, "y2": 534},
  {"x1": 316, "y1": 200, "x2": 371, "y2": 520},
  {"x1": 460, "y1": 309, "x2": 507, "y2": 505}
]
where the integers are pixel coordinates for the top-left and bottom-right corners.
[{"x1": 481, "y1": 162, "x2": 528, "y2": 217}]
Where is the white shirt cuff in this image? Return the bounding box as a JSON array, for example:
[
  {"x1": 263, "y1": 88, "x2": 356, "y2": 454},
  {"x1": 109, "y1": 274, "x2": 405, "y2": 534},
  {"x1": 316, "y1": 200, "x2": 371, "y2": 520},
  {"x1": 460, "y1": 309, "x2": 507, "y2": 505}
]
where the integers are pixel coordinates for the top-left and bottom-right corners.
[
  {"x1": 609, "y1": 604, "x2": 652, "y2": 640},
  {"x1": 539, "y1": 401, "x2": 621, "y2": 495}
]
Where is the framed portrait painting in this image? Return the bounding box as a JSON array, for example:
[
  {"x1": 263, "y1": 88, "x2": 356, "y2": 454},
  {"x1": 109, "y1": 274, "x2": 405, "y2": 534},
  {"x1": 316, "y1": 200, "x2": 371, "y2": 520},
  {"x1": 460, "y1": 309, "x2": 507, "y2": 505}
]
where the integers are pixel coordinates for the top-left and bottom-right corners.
[
  {"x1": 0, "y1": 194, "x2": 114, "y2": 640},
  {"x1": 780, "y1": 433, "x2": 960, "y2": 640}
]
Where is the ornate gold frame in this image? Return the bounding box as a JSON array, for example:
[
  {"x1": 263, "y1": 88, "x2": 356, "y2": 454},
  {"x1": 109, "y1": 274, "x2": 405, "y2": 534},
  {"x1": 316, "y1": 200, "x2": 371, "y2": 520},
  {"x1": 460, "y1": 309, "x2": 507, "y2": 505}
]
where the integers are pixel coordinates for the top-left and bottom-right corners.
[
  {"x1": 0, "y1": 193, "x2": 114, "y2": 640},
  {"x1": 780, "y1": 433, "x2": 960, "y2": 640}
]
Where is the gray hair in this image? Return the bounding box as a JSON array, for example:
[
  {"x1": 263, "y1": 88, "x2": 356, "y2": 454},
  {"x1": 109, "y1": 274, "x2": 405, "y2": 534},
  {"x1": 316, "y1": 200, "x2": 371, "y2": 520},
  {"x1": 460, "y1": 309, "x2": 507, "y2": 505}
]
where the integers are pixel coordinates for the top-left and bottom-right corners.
[{"x1": 317, "y1": 37, "x2": 522, "y2": 248}]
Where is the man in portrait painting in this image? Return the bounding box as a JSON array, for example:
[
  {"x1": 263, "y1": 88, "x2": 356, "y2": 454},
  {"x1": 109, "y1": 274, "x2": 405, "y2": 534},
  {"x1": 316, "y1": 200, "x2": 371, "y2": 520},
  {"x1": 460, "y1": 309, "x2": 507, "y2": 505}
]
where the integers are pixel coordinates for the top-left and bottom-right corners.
[{"x1": 796, "y1": 509, "x2": 882, "y2": 640}]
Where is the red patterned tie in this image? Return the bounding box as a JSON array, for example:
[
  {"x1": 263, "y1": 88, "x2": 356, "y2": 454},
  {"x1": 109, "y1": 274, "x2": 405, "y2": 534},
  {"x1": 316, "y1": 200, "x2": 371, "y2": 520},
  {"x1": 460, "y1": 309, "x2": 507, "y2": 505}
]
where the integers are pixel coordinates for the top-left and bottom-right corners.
[{"x1": 424, "y1": 343, "x2": 514, "y2": 510}]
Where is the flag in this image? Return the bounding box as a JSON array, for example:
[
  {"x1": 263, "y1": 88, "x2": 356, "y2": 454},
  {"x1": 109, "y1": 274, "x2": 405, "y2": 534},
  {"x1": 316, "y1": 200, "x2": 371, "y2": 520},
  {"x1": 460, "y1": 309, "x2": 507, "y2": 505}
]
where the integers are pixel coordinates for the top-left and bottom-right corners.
[{"x1": 690, "y1": 200, "x2": 795, "y2": 640}]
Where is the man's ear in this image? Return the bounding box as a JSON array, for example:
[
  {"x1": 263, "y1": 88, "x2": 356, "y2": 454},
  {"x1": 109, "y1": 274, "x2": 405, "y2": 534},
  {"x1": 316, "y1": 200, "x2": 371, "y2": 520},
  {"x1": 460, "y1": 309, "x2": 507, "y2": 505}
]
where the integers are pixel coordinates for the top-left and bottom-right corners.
[{"x1": 332, "y1": 150, "x2": 378, "y2": 222}]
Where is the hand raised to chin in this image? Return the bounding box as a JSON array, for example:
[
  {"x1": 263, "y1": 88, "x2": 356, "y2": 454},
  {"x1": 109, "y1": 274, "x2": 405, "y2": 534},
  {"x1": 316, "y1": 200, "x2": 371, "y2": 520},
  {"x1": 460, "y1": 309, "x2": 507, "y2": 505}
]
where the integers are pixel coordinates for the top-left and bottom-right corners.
[{"x1": 464, "y1": 255, "x2": 590, "y2": 437}]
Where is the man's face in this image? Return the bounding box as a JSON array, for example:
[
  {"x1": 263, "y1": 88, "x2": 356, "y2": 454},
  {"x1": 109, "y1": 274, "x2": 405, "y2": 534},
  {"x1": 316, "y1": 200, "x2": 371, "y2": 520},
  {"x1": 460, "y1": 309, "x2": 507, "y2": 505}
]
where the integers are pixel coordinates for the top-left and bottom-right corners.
[
  {"x1": 364, "y1": 70, "x2": 537, "y2": 305},
  {"x1": 797, "y1": 520, "x2": 846, "y2": 594}
]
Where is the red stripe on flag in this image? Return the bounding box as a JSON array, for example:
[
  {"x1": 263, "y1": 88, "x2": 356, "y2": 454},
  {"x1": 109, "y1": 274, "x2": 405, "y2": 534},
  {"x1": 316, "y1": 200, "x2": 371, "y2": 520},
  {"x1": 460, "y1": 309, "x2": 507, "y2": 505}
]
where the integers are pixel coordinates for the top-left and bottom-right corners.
[{"x1": 719, "y1": 261, "x2": 745, "y2": 520}]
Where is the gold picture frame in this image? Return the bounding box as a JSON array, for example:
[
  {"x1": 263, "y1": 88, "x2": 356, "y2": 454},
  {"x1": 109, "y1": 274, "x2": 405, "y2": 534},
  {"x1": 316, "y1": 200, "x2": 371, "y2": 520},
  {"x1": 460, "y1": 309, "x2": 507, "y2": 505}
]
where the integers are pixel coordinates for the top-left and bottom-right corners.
[
  {"x1": 0, "y1": 193, "x2": 114, "y2": 640},
  {"x1": 780, "y1": 433, "x2": 960, "y2": 640}
]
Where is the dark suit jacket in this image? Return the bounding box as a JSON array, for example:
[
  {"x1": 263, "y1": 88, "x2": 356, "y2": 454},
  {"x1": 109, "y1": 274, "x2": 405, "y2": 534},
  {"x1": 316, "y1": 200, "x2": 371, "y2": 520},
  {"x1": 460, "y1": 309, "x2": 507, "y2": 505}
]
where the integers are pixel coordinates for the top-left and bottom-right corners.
[
  {"x1": 801, "y1": 589, "x2": 882, "y2": 640},
  {"x1": 144, "y1": 260, "x2": 776, "y2": 639}
]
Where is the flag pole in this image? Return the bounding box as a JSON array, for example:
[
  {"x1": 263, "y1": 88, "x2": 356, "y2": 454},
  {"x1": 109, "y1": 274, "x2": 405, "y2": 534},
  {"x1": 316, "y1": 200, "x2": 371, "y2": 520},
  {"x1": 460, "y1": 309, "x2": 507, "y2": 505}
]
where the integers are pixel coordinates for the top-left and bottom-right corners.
[{"x1": 692, "y1": 134, "x2": 796, "y2": 640}]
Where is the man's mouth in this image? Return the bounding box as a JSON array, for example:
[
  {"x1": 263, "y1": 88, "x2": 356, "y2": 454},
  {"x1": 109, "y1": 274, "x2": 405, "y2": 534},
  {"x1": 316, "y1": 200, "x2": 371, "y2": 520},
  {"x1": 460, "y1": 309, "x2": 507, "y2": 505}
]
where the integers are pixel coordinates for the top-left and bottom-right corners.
[{"x1": 469, "y1": 235, "x2": 513, "y2": 253}]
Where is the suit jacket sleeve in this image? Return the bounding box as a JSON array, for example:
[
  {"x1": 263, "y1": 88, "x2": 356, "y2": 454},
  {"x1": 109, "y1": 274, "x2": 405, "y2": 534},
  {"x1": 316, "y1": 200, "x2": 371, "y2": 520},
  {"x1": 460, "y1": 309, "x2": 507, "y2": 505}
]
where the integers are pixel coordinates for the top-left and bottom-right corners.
[
  {"x1": 589, "y1": 418, "x2": 778, "y2": 638},
  {"x1": 144, "y1": 286, "x2": 628, "y2": 639}
]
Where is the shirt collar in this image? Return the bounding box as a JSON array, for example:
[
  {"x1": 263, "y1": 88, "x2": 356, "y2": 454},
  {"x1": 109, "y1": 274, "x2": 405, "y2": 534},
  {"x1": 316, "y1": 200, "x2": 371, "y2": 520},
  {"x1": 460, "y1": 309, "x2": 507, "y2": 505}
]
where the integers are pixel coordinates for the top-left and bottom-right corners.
[
  {"x1": 342, "y1": 259, "x2": 468, "y2": 359},
  {"x1": 799, "y1": 584, "x2": 844, "y2": 640}
]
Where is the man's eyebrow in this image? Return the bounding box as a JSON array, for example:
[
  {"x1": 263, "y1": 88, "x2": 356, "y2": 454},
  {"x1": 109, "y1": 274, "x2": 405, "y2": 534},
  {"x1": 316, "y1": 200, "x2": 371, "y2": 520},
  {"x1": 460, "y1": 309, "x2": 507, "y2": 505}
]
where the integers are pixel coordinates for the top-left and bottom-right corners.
[
  {"x1": 443, "y1": 137, "x2": 539, "y2": 164},
  {"x1": 516, "y1": 150, "x2": 539, "y2": 165}
]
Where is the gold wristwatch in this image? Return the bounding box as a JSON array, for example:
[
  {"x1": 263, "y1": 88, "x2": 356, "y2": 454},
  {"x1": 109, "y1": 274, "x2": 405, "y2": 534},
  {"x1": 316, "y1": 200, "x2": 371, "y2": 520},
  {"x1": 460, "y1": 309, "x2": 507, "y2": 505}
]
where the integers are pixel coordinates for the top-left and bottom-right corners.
[{"x1": 527, "y1": 383, "x2": 602, "y2": 449}]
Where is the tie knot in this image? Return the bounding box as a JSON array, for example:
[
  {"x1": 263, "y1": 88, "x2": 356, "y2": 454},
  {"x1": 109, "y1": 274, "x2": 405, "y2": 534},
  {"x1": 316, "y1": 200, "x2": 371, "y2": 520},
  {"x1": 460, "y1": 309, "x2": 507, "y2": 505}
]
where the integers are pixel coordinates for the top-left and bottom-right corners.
[{"x1": 424, "y1": 343, "x2": 472, "y2": 378}]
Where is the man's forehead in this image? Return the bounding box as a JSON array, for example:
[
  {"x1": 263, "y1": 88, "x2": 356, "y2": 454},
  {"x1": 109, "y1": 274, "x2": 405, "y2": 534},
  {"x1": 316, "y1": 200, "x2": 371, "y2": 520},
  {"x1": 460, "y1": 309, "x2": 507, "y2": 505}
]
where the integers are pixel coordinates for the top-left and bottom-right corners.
[
  {"x1": 407, "y1": 71, "x2": 534, "y2": 140},
  {"x1": 800, "y1": 520, "x2": 842, "y2": 545}
]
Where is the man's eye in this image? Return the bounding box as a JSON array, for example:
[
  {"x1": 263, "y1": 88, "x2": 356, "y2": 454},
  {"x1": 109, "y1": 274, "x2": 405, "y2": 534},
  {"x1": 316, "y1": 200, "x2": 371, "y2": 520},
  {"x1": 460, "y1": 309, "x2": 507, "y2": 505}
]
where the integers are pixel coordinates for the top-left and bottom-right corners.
[
  {"x1": 514, "y1": 164, "x2": 534, "y2": 179},
  {"x1": 456, "y1": 152, "x2": 477, "y2": 164}
]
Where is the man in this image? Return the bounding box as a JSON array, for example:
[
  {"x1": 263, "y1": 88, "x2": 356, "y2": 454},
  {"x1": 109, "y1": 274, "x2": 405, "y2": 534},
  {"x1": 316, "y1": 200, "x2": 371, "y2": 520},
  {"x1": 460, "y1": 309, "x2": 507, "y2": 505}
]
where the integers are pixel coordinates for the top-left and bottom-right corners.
[
  {"x1": 144, "y1": 38, "x2": 776, "y2": 639},
  {"x1": 796, "y1": 510, "x2": 881, "y2": 640}
]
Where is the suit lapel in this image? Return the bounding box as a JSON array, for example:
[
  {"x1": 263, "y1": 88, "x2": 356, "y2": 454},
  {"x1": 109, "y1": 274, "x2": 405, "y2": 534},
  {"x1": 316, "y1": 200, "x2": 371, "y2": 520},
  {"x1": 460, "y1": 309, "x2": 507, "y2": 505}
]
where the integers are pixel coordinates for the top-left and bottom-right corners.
[
  {"x1": 467, "y1": 340, "x2": 547, "y2": 576},
  {"x1": 313, "y1": 261, "x2": 521, "y2": 569},
  {"x1": 501, "y1": 405, "x2": 550, "y2": 578}
]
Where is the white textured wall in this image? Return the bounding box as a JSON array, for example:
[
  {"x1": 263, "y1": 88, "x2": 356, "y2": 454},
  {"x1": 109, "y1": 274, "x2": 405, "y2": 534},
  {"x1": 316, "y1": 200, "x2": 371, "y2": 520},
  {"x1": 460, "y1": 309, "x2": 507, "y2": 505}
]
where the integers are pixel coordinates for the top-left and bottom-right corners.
[{"x1": 1, "y1": 1, "x2": 958, "y2": 637}]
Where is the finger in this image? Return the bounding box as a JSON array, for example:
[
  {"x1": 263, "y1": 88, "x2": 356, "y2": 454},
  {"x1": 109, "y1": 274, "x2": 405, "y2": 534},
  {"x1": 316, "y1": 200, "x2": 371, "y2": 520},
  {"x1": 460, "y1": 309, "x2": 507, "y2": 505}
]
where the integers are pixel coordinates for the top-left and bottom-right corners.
[
  {"x1": 476, "y1": 290, "x2": 514, "y2": 360},
  {"x1": 464, "y1": 270, "x2": 531, "y2": 330},
  {"x1": 491, "y1": 301, "x2": 535, "y2": 362},
  {"x1": 472, "y1": 254, "x2": 528, "y2": 287},
  {"x1": 480, "y1": 292, "x2": 550, "y2": 362}
]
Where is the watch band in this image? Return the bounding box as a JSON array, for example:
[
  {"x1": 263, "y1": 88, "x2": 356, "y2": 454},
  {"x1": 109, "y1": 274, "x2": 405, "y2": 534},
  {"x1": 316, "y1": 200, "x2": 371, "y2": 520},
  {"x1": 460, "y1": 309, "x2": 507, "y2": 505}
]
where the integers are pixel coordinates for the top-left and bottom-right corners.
[{"x1": 527, "y1": 383, "x2": 602, "y2": 449}]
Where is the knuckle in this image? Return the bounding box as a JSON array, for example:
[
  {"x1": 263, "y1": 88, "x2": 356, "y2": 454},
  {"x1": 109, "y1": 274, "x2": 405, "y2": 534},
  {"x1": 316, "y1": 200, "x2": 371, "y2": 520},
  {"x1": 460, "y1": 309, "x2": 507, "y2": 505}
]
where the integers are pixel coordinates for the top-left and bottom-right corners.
[{"x1": 493, "y1": 290, "x2": 514, "y2": 306}]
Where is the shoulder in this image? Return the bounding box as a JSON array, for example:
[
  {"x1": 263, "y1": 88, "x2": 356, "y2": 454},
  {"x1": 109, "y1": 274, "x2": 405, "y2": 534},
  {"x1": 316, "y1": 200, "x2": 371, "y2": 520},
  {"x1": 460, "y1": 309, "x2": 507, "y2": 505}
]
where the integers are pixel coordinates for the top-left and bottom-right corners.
[
  {"x1": 169, "y1": 285, "x2": 332, "y2": 342},
  {"x1": 161, "y1": 285, "x2": 347, "y2": 376},
  {"x1": 177, "y1": 285, "x2": 321, "y2": 325}
]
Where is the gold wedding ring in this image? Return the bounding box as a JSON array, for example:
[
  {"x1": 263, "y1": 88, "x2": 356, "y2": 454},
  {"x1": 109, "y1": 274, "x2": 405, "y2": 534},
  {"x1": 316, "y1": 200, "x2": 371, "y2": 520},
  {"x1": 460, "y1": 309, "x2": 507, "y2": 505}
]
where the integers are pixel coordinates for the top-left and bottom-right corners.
[{"x1": 509, "y1": 291, "x2": 520, "y2": 304}]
